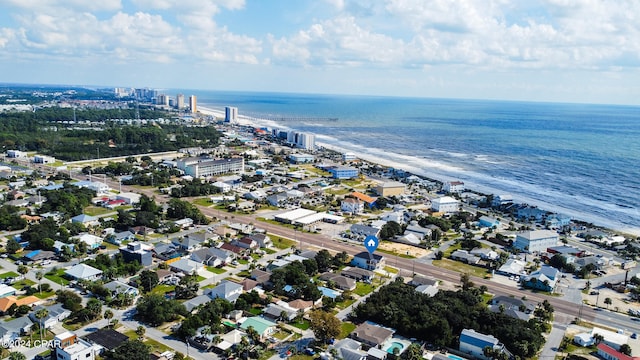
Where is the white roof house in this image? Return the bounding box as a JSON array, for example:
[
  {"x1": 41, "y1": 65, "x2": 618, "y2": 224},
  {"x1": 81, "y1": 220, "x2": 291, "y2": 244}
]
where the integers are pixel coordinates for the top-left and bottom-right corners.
[
  {"x1": 64, "y1": 264, "x2": 103, "y2": 281},
  {"x1": 169, "y1": 258, "x2": 204, "y2": 275},
  {"x1": 72, "y1": 233, "x2": 103, "y2": 249},
  {"x1": 431, "y1": 196, "x2": 459, "y2": 214}
]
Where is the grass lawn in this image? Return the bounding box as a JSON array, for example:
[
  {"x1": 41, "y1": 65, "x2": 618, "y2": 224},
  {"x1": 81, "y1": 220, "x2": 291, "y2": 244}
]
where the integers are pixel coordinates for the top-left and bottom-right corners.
[
  {"x1": 273, "y1": 329, "x2": 291, "y2": 340},
  {"x1": 335, "y1": 298, "x2": 356, "y2": 310},
  {"x1": 207, "y1": 266, "x2": 227, "y2": 274},
  {"x1": 432, "y1": 258, "x2": 488, "y2": 278},
  {"x1": 264, "y1": 248, "x2": 276, "y2": 255},
  {"x1": 325, "y1": 188, "x2": 351, "y2": 196},
  {"x1": 290, "y1": 319, "x2": 310, "y2": 331},
  {"x1": 236, "y1": 270, "x2": 251, "y2": 278},
  {"x1": 238, "y1": 259, "x2": 249, "y2": 265},
  {"x1": 33, "y1": 290, "x2": 56, "y2": 299},
  {"x1": 259, "y1": 350, "x2": 277, "y2": 360},
  {"x1": 83, "y1": 205, "x2": 114, "y2": 216},
  {"x1": 271, "y1": 236, "x2": 297, "y2": 250},
  {"x1": 338, "y1": 322, "x2": 357, "y2": 339},
  {"x1": 196, "y1": 275, "x2": 206, "y2": 282},
  {"x1": 44, "y1": 269, "x2": 70, "y2": 286},
  {"x1": 151, "y1": 284, "x2": 175, "y2": 295},
  {"x1": 0, "y1": 271, "x2": 19, "y2": 279},
  {"x1": 12, "y1": 279, "x2": 36, "y2": 289},
  {"x1": 376, "y1": 247, "x2": 415, "y2": 259},
  {"x1": 193, "y1": 198, "x2": 213, "y2": 207},
  {"x1": 383, "y1": 266, "x2": 398, "y2": 274},
  {"x1": 248, "y1": 307, "x2": 263, "y2": 316},
  {"x1": 354, "y1": 282, "x2": 374, "y2": 296}
]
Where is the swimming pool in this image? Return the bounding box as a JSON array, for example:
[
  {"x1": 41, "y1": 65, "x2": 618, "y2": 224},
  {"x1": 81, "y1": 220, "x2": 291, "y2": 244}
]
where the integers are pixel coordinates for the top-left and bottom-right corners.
[
  {"x1": 386, "y1": 341, "x2": 405, "y2": 354},
  {"x1": 447, "y1": 355, "x2": 465, "y2": 360}
]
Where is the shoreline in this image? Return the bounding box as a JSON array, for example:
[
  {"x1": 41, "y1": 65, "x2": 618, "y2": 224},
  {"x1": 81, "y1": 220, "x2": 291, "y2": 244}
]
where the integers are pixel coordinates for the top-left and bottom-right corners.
[{"x1": 197, "y1": 105, "x2": 640, "y2": 237}]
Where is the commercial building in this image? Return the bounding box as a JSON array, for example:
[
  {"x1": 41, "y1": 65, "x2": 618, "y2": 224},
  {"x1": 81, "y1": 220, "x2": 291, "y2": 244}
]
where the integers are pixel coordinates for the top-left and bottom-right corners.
[
  {"x1": 189, "y1": 95, "x2": 197, "y2": 113},
  {"x1": 514, "y1": 230, "x2": 559, "y2": 253},
  {"x1": 374, "y1": 182, "x2": 405, "y2": 196},
  {"x1": 329, "y1": 166, "x2": 359, "y2": 179},
  {"x1": 225, "y1": 106, "x2": 238, "y2": 122},
  {"x1": 184, "y1": 157, "x2": 245, "y2": 178},
  {"x1": 176, "y1": 94, "x2": 185, "y2": 109}
]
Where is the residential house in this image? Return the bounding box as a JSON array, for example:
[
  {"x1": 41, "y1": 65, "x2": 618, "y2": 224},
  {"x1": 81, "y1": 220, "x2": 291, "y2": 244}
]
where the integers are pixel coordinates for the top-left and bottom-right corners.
[
  {"x1": 444, "y1": 181, "x2": 465, "y2": 194},
  {"x1": 496, "y1": 259, "x2": 527, "y2": 277},
  {"x1": 470, "y1": 248, "x2": 499, "y2": 261},
  {"x1": 119, "y1": 241, "x2": 153, "y2": 266},
  {"x1": 84, "y1": 328, "x2": 129, "y2": 352},
  {"x1": 0, "y1": 316, "x2": 33, "y2": 344},
  {"x1": 169, "y1": 258, "x2": 204, "y2": 275},
  {"x1": 246, "y1": 233, "x2": 272, "y2": 248},
  {"x1": 522, "y1": 266, "x2": 559, "y2": 292},
  {"x1": 30, "y1": 303, "x2": 71, "y2": 329},
  {"x1": 263, "y1": 302, "x2": 298, "y2": 322},
  {"x1": 73, "y1": 233, "x2": 103, "y2": 250},
  {"x1": 404, "y1": 224, "x2": 432, "y2": 240},
  {"x1": 233, "y1": 237, "x2": 259, "y2": 250},
  {"x1": 350, "y1": 224, "x2": 381, "y2": 239},
  {"x1": 171, "y1": 237, "x2": 203, "y2": 252},
  {"x1": 183, "y1": 295, "x2": 212, "y2": 313},
  {"x1": 341, "y1": 198, "x2": 364, "y2": 215},
  {"x1": 103, "y1": 280, "x2": 139, "y2": 298},
  {"x1": 374, "y1": 182, "x2": 405, "y2": 197},
  {"x1": 488, "y1": 295, "x2": 535, "y2": 320},
  {"x1": 250, "y1": 269, "x2": 272, "y2": 285},
  {"x1": 329, "y1": 338, "x2": 367, "y2": 360},
  {"x1": 350, "y1": 322, "x2": 394, "y2": 348},
  {"x1": 240, "y1": 317, "x2": 277, "y2": 341},
  {"x1": 205, "y1": 280, "x2": 243, "y2": 303},
  {"x1": 450, "y1": 250, "x2": 481, "y2": 265},
  {"x1": 351, "y1": 252, "x2": 385, "y2": 271},
  {"x1": 220, "y1": 242, "x2": 247, "y2": 256},
  {"x1": 215, "y1": 329, "x2": 246, "y2": 353},
  {"x1": 459, "y1": 329, "x2": 511, "y2": 360},
  {"x1": 0, "y1": 296, "x2": 39, "y2": 314},
  {"x1": 21, "y1": 249, "x2": 56, "y2": 264},
  {"x1": 65, "y1": 264, "x2": 103, "y2": 281},
  {"x1": 53, "y1": 331, "x2": 98, "y2": 360},
  {"x1": 319, "y1": 273, "x2": 356, "y2": 291},
  {"x1": 108, "y1": 231, "x2": 135, "y2": 245},
  {"x1": 341, "y1": 267, "x2": 374, "y2": 283},
  {"x1": 0, "y1": 284, "x2": 16, "y2": 299},
  {"x1": 70, "y1": 214, "x2": 99, "y2": 227},
  {"x1": 409, "y1": 275, "x2": 439, "y2": 296}
]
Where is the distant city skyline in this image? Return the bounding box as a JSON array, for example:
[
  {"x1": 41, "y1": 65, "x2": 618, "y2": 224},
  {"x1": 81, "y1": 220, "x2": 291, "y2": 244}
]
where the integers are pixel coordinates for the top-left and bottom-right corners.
[{"x1": 0, "y1": 0, "x2": 639, "y2": 105}]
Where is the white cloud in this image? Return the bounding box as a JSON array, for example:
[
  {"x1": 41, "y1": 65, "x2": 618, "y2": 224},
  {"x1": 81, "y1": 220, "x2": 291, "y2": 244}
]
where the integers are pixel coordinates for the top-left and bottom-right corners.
[{"x1": 4, "y1": 0, "x2": 122, "y2": 12}]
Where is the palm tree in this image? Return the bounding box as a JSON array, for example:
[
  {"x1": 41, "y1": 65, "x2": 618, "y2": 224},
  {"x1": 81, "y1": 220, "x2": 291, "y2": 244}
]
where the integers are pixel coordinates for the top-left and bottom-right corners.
[
  {"x1": 35, "y1": 271, "x2": 43, "y2": 294},
  {"x1": 34, "y1": 308, "x2": 48, "y2": 341},
  {"x1": 604, "y1": 297, "x2": 612, "y2": 309},
  {"x1": 104, "y1": 309, "x2": 114, "y2": 328}
]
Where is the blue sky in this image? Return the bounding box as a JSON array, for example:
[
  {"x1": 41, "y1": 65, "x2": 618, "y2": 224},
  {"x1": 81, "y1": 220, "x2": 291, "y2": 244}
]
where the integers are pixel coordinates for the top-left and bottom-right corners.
[{"x1": 0, "y1": 0, "x2": 639, "y2": 105}]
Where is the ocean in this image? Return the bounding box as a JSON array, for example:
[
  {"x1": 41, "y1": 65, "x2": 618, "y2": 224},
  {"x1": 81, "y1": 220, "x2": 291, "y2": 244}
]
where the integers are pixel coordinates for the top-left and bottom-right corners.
[{"x1": 182, "y1": 89, "x2": 640, "y2": 235}]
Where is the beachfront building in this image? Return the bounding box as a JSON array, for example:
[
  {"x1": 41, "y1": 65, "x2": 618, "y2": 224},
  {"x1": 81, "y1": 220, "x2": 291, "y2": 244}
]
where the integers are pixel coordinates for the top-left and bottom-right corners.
[
  {"x1": 514, "y1": 230, "x2": 559, "y2": 253},
  {"x1": 225, "y1": 106, "x2": 238, "y2": 122},
  {"x1": 342, "y1": 153, "x2": 357, "y2": 161},
  {"x1": 329, "y1": 166, "x2": 359, "y2": 179},
  {"x1": 431, "y1": 196, "x2": 459, "y2": 214},
  {"x1": 183, "y1": 157, "x2": 245, "y2": 178},
  {"x1": 189, "y1": 95, "x2": 197, "y2": 113},
  {"x1": 492, "y1": 194, "x2": 514, "y2": 207},
  {"x1": 374, "y1": 181, "x2": 406, "y2": 196},
  {"x1": 444, "y1": 180, "x2": 465, "y2": 194},
  {"x1": 176, "y1": 94, "x2": 185, "y2": 109},
  {"x1": 459, "y1": 329, "x2": 510, "y2": 360},
  {"x1": 289, "y1": 153, "x2": 315, "y2": 163}
]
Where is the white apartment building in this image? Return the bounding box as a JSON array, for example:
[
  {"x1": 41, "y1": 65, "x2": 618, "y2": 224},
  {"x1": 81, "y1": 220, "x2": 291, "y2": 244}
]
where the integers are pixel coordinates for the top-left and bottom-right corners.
[
  {"x1": 431, "y1": 196, "x2": 459, "y2": 214},
  {"x1": 444, "y1": 180, "x2": 465, "y2": 194},
  {"x1": 184, "y1": 157, "x2": 244, "y2": 178},
  {"x1": 514, "y1": 230, "x2": 559, "y2": 253},
  {"x1": 341, "y1": 198, "x2": 364, "y2": 214}
]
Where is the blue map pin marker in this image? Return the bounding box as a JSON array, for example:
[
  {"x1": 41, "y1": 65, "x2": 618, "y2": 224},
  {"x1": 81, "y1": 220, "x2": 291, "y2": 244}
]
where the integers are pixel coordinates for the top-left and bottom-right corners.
[{"x1": 364, "y1": 235, "x2": 379, "y2": 254}]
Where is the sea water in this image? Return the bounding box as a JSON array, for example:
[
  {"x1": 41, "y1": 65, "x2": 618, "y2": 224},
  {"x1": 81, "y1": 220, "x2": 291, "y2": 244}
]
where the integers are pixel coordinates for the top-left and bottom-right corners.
[{"x1": 185, "y1": 90, "x2": 640, "y2": 234}]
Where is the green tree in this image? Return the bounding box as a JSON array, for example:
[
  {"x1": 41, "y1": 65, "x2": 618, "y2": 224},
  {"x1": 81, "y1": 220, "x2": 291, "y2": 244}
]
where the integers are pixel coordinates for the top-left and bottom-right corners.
[
  {"x1": 5, "y1": 238, "x2": 21, "y2": 254},
  {"x1": 8, "y1": 352, "x2": 26, "y2": 360},
  {"x1": 138, "y1": 269, "x2": 159, "y2": 292},
  {"x1": 604, "y1": 297, "x2": 612, "y2": 309},
  {"x1": 106, "y1": 340, "x2": 150, "y2": 360},
  {"x1": 17, "y1": 265, "x2": 29, "y2": 277},
  {"x1": 34, "y1": 308, "x2": 49, "y2": 341},
  {"x1": 135, "y1": 325, "x2": 146, "y2": 339},
  {"x1": 619, "y1": 344, "x2": 632, "y2": 356},
  {"x1": 104, "y1": 309, "x2": 114, "y2": 328},
  {"x1": 308, "y1": 310, "x2": 341, "y2": 344}
]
